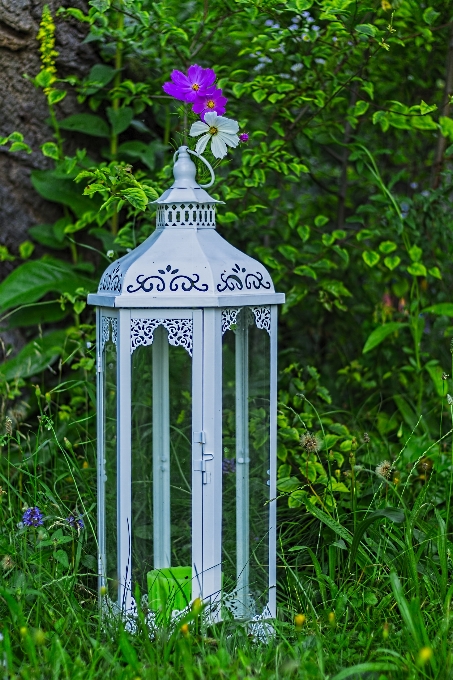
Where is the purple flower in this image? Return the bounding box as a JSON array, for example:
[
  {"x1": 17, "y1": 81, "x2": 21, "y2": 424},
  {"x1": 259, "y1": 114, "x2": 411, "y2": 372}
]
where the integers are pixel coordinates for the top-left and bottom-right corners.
[
  {"x1": 192, "y1": 87, "x2": 228, "y2": 120},
  {"x1": 162, "y1": 64, "x2": 216, "y2": 103},
  {"x1": 67, "y1": 514, "x2": 84, "y2": 530},
  {"x1": 22, "y1": 507, "x2": 44, "y2": 527},
  {"x1": 222, "y1": 458, "x2": 236, "y2": 474},
  {"x1": 239, "y1": 132, "x2": 249, "y2": 142}
]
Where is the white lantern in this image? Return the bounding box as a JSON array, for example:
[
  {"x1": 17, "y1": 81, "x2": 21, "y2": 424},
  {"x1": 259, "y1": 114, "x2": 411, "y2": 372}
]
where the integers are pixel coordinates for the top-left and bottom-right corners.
[{"x1": 88, "y1": 147, "x2": 284, "y2": 624}]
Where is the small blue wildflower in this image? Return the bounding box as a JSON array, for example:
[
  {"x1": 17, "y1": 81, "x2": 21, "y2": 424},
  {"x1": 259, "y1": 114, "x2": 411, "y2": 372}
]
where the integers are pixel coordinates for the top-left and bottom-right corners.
[
  {"x1": 66, "y1": 514, "x2": 84, "y2": 530},
  {"x1": 22, "y1": 507, "x2": 44, "y2": 527}
]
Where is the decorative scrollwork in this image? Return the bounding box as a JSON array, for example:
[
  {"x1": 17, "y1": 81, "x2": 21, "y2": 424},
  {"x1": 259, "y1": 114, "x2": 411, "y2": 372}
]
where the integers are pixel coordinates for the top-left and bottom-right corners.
[
  {"x1": 217, "y1": 263, "x2": 272, "y2": 293},
  {"x1": 221, "y1": 308, "x2": 240, "y2": 334},
  {"x1": 101, "y1": 316, "x2": 118, "y2": 350},
  {"x1": 130, "y1": 318, "x2": 193, "y2": 356},
  {"x1": 126, "y1": 264, "x2": 209, "y2": 294},
  {"x1": 252, "y1": 306, "x2": 271, "y2": 335},
  {"x1": 99, "y1": 262, "x2": 123, "y2": 294}
]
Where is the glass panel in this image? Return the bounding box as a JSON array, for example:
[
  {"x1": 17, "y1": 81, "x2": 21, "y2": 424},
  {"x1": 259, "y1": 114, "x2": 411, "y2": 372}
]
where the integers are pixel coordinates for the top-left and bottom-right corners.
[
  {"x1": 104, "y1": 338, "x2": 118, "y2": 602},
  {"x1": 222, "y1": 308, "x2": 270, "y2": 618},
  {"x1": 131, "y1": 325, "x2": 192, "y2": 608}
]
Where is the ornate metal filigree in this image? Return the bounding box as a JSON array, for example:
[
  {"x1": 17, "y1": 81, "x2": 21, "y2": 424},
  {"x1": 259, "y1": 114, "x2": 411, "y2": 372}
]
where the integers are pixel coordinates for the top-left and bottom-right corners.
[
  {"x1": 217, "y1": 264, "x2": 272, "y2": 293},
  {"x1": 126, "y1": 264, "x2": 209, "y2": 294},
  {"x1": 222, "y1": 307, "x2": 271, "y2": 336},
  {"x1": 252, "y1": 306, "x2": 271, "y2": 334},
  {"x1": 156, "y1": 203, "x2": 216, "y2": 229},
  {"x1": 99, "y1": 262, "x2": 123, "y2": 294},
  {"x1": 221, "y1": 308, "x2": 240, "y2": 334},
  {"x1": 101, "y1": 316, "x2": 118, "y2": 350},
  {"x1": 130, "y1": 318, "x2": 193, "y2": 356}
]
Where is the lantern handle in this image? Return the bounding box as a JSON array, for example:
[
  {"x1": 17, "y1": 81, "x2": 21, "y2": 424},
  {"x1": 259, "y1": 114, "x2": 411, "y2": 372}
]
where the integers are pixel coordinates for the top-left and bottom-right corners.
[{"x1": 173, "y1": 147, "x2": 215, "y2": 188}]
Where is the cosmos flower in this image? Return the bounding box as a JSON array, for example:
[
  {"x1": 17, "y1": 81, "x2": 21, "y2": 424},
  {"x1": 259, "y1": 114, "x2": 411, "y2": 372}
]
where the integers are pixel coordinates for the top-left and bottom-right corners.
[
  {"x1": 162, "y1": 64, "x2": 216, "y2": 103},
  {"x1": 192, "y1": 87, "x2": 227, "y2": 119},
  {"x1": 22, "y1": 507, "x2": 44, "y2": 527},
  {"x1": 189, "y1": 111, "x2": 239, "y2": 159},
  {"x1": 239, "y1": 132, "x2": 249, "y2": 142}
]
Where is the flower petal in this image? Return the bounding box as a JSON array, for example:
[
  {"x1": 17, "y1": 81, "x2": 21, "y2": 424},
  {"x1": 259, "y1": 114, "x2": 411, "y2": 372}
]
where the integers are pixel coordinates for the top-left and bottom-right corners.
[
  {"x1": 215, "y1": 115, "x2": 239, "y2": 133},
  {"x1": 198, "y1": 67, "x2": 216, "y2": 89},
  {"x1": 190, "y1": 121, "x2": 209, "y2": 137},
  {"x1": 170, "y1": 70, "x2": 189, "y2": 86},
  {"x1": 203, "y1": 111, "x2": 219, "y2": 126},
  {"x1": 195, "y1": 134, "x2": 211, "y2": 155},
  {"x1": 219, "y1": 132, "x2": 239, "y2": 148},
  {"x1": 210, "y1": 134, "x2": 228, "y2": 159},
  {"x1": 163, "y1": 82, "x2": 187, "y2": 100},
  {"x1": 187, "y1": 64, "x2": 203, "y2": 83}
]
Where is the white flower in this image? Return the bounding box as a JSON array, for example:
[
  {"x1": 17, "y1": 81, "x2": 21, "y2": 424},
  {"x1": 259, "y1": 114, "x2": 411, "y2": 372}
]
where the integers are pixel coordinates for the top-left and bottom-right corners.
[{"x1": 189, "y1": 112, "x2": 239, "y2": 159}]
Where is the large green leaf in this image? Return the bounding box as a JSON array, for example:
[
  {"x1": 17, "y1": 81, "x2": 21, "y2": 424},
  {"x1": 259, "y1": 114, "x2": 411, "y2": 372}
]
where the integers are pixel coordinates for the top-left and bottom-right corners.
[
  {"x1": 58, "y1": 113, "x2": 110, "y2": 138},
  {"x1": 362, "y1": 322, "x2": 407, "y2": 353},
  {"x1": 422, "y1": 302, "x2": 453, "y2": 316},
  {"x1": 0, "y1": 259, "x2": 95, "y2": 314},
  {"x1": 0, "y1": 331, "x2": 68, "y2": 381},
  {"x1": 107, "y1": 106, "x2": 134, "y2": 135},
  {"x1": 31, "y1": 171, "x2": 100, "y2": 217}
]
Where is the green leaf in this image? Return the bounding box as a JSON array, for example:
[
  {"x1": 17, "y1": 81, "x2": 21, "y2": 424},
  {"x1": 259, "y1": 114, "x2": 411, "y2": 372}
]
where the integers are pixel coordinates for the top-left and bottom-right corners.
[
  {"x1": 294, "y1": 265, "x2": 317, "y2": 279},
  {"x1": 330, "y1": 481, "x2": 349, "y2": 493},
  {"x1": 422, "y1": 6, "x2": 440, "y2": 25},
  {"x1": 277, "y1": 477, "x2": 300, "y2": 492},
  {"x1": 363, "y1": 322, "x2": 406, "y2": 353},
  {"x1": 41, "y1": 142, "x2": 60, "y2": 160},
  {"x1": 422, "y1": 303, "x2": 453, "y2": 316},
  {"x1": 84, "y1": 64, "x2": 117, "y2": 93},
  {"x1": 297, "y1": 225, "x2": 310, "y2": 242},
  {"x1": 407, "y1": 262, "x2": 427, "y2": 276},
  {"x1": 120, "y1": 187, "x2": 148, "y2": 211},
  {"x1": 362, "y1": 250, "x2": 380, "y2": 267},
  {"x1": 353, "y1": 100, "x2": 369, "y2": 116},
  {"x1": 0, "y1": 259, "x2": 94, "y2": 314},
  {"x1": 0, "y1": 331, "x2": 67, "y2": 381},
  {"x1": 9, "y1": 141, "x2": 31, "y2": 153},
  {"x1": 314, "y1": 215, "x2": 329, "y2": 227},
  {"x1": 330, "y1": 663, "x2": 399, "y2": 680},
  {"x1": 425, "y1": 363, "x2": 447, "y2": 397},
  {"x1": 106, "y1": 106, "x2": 134, "y2": 135},
  {"x1": 355, "y1": 24, "x2": 376, "y2": 37},
  {"x1": 31, "y1": 171, "x2": 100, "y2": 217},
  {"x1": 408, "y1": 244, "x2": 422, "y2": 262},
  {"x1": 47, "y1": 89, "x2": 67, "y2": 105},
  {"x1": 252, "y1": 89, "x2": 267, "y2": 103},
  {"x1": 58, "y1": 113, "x2": 110, "y2": 138},
  {"x1": 384, "y1": 255, "x2": 401, "y2": 271},
  {"x1": 349, "y1": 508, "x2": 404, "y2": 567},
  {"x1": 379, "y1": 240, "x2": 397, "y2": 254},
  {"x1": 428, "y1": 266, "x2": 442, "y2": 279},
  {"x1": 19, "y1": 241, "x2": 34, "y2": 259},
  {"x1": 53, "y1": 549, "x2": 69, "y2": 569},
  {"x1": 439, "y1": 116, "x2": 453, "y2": 141}
]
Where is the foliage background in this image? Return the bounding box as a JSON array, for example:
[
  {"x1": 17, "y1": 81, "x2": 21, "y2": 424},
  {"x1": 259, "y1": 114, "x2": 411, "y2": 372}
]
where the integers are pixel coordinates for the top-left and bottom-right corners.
[{"x1": 1, "y1": 0, "x2": 453, "y2": 676}]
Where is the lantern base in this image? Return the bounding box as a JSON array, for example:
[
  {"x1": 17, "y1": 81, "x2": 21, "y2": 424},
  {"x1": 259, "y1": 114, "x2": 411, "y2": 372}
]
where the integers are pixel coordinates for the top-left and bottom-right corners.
[{"x1": 147, "y1": 567, "x2": 192, "y2": 612}]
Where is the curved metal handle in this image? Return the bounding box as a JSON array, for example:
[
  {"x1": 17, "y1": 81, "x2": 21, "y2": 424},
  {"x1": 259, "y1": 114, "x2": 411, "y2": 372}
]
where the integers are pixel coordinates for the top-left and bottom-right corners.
[
  {"x1": 173, "y1": 147, "x2": 215, "y2": 188},
  {"x1": 187, "y1": 149, "x2": 215, "y2": 188}
]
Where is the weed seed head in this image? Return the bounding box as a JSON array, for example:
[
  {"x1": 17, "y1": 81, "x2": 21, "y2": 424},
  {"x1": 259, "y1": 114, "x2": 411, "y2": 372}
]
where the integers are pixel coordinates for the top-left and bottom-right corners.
[
  {"x1": 301, "y1": 432, "x2": 322, "y2": 454},
  {"x1": 448, "y1": 394, "x2": 453, "y2": 406},
  {"x1": 1, "y1": 555, "x2": 14, "y2": 571},
  {"x1": 5, "y1": 418, "x2": 12, "y2": 436},
  {"x1": 375, "y1": 460, "x2": 393, "y2": 479},
  {"x1": 363, "y1": 432, "x2": 370, "y2": 443}
]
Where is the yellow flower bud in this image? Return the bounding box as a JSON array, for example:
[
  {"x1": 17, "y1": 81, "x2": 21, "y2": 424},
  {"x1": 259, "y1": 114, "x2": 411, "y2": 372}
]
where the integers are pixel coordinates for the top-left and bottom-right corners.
[
  {"x1": 100, "y1": 586, "x2": 107, "y2": 596},
  {"x1": 382, "y1": 622, "x2": 389, "y2": 639},
  {"x1": 20, "y1": 626, "x2": 27, "y2": 637},
  {"x1": 294, "y1": 613, "x2": 306, "y2": 628},
  {"x1": 328, "y1": 611, "x2": 335, "y2": 627},
  {"x1": 34, "y1": 629, "x2": 46, "y2": 645},
  {"x1": 180, "y1": 623, "x2": 189, "y2": 636},
  {"x1": 418, "y1": 647, "x2": 433, "y2": 664}
]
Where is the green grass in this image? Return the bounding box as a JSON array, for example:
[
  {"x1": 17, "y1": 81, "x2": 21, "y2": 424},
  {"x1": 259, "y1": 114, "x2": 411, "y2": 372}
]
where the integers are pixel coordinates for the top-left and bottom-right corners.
[{"x1": 0, "y1": 407, "x2": 452, "y2": 679}]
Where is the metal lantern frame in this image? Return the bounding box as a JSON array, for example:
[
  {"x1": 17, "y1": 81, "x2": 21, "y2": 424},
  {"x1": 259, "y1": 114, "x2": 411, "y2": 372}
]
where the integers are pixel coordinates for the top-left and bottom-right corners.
[{"x1": 88, "y1": 147, "x2": 284, "y2": 622}]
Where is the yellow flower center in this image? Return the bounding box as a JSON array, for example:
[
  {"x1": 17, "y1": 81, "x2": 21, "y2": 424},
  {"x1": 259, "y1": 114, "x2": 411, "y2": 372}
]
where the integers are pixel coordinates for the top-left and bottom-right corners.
[
  {"x1": 209, "y1": 126, "x2": 218, "y2": 135},
  {"x1": 207, "y1": 99, "x2": 215, "y2": 108},
  {"x1": 192, "y1": 83, "x2": 200, "y2": 91}
]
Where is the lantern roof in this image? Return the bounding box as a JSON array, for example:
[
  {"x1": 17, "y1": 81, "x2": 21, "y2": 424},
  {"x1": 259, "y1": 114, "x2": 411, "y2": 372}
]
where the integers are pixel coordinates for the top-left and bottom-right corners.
[{"x1": 87, "y1": 146, "x2": 285, "y2": 309}]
